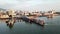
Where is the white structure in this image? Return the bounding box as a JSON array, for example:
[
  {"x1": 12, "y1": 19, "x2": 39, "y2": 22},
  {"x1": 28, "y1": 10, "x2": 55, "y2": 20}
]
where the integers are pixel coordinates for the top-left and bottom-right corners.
[{"x1": 8, "y1": 10, "x2": 16, "y2": 17}]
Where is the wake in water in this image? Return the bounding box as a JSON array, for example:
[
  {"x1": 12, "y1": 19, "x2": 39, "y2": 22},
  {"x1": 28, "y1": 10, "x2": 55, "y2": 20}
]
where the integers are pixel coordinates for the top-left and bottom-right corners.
[
  {"x1": 45, "y1": 23, "x2": 60, "y2": 25},
  {"x1": 45, "y1": 24, "x2": 48, "y2": 25}
]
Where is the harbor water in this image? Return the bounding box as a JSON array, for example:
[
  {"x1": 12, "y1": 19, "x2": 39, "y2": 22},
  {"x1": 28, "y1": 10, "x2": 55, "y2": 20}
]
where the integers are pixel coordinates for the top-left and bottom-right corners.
[{"x1": 0, "y1": 16, "x2": 60, "y2": 34}]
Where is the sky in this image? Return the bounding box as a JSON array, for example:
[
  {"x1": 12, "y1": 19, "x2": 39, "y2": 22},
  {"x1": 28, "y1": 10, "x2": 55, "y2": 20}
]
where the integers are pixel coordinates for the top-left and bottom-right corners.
[{"x1": 0, "y1": 0, "x2": 60, "y2": 11}]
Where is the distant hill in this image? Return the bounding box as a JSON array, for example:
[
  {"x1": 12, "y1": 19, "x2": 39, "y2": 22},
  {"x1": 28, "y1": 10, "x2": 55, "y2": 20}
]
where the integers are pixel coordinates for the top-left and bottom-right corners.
[{"x1": 0, "y1": 8, "x2": 6, "y2": 11}]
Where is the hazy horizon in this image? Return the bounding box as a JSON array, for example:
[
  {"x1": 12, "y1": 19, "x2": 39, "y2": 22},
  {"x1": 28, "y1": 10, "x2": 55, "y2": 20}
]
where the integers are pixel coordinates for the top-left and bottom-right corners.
[{"x1": 0, "y1": 0, "x2": 60, "y2": 11}]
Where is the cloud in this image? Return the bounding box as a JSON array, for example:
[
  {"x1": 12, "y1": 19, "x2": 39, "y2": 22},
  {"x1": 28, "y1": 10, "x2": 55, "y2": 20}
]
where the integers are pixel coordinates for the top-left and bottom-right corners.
[{"x1": 0, "y1": 0, "x2": 60, "y2": 11}]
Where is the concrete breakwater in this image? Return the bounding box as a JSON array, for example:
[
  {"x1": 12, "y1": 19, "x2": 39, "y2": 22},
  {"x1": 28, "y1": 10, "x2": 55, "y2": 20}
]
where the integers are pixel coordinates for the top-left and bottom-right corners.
[{"x1": 21, "y1": 16, "x2": 45, "y2": 26}]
